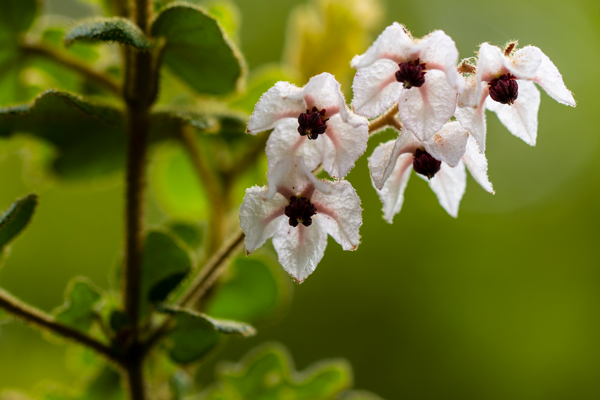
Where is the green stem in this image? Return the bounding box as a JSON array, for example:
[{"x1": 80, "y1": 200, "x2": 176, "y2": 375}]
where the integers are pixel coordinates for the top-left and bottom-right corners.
[
  {"x1": 19, "y1": 41, "x2": 121, "y2": 97},
  {"x1": 0, "y1": 288, "x2": 121, "y2": 363},
  {"x1": 179, "y1": 126, "x2": 226, "y2": 255},
  {"x1": 122, "y1": 0, "x2": 154, "y2": 399},
  {"x1": 368, "y1": 103, "x2": 400, "y2": 135}
]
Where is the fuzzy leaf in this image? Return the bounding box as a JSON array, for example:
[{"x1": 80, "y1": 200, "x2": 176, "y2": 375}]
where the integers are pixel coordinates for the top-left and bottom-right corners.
[
  {"x1": 64, "y1": 17, "x2": 152, "y2": 50},
  {"x1": 167, "y1": 221, "x2": 204, "y2": 250},
  {"x1": 53, "y1": 278, "x2": 102, "y2": 332},
  {"x1": 205, "y1": 256, "x2": 290, "y2": 323},
  {"x1": 0, "y1": 194, "x2": 37, "y2": 253},
  {"x1": 151, "y1": 3, "x2": 245, "y2": 95},
  {"x1": 141, "y1": 231, "x2": 192, "y2": 316},
  {"x1": 202, "y1": 344, "x2": 353, "y2": 399},
  {"x1": 0, "y1": 90, "x2": 214, "y2": 179},
  {"x1": 160, "y1": 307, "x2": 256, "y2": 365}
]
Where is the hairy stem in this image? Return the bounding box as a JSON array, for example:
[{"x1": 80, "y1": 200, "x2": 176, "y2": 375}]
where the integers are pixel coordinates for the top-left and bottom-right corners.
[
  {"x1": 0, "y1": 288, "x2": 121, "y2": 363},
  {"x1": 368, "y1": 103, "x2": 400, "y2": 135},
  {"x1": 122, "y1": 0, "x2": 154, "y2": 398},
  {"x1": 179, "y1": 126, "x2": 226, "y2": 254},
  {"x1": 142, "y1": 229, "x2": 245, "y2": 354},
  {"x1": 19, "y1": 42, "x2": 121, "y2": 96}
]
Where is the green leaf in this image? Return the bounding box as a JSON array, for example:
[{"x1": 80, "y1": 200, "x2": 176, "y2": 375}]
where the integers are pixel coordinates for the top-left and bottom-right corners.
[
  {"x1": 53, "y1": 278, "x2": 102, "y2": 332},
  {"x1": 0, "y1": 194, "x2": 37, "y2": 253},
  {"x1": 204, "y1": 343, "x2": 352, "y2": 399},
  {"x1": 160, "y1": 307, "x2": 256, "y2": 365},
  {"x1": 0, "y1": 90, "x2": 215, "y2": 179},
  {"x1": 83, "y1": 366, "x2": 125, "y2": 400},
  {"x1": 141, "y1": 231, "x2": 192, "y2": 317},
  {"x1": 167, "y1": 221, "x2": 204, "y2": 250},
  {"x1": 109, "y1": 310, "x2": 130, "y2": 334},
  {"x1": 205, "y1": 255, "x2": 291, "y2": 323},
  {"x1": 0, "y1": 0, "x2": 40, "y2": 106},
  {"x1": 151, "y1": 3, "x2": 245, "y2": 95},
  {"x1": 64, "y1": 18, "x2": 152, "y2": 50}
]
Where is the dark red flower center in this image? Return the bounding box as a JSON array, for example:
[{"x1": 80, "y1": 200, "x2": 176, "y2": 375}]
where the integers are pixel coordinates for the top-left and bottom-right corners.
[
  {"x1": 285, "y1": 196, "x2": 318, "y2": 227},
  {"x1": 488, "y1": 74, "x2": 518, "y2": 105},
  {"x1": 298, "y1": 107, "x2": 329, "y2": 140},
  {"x1": 413, "y1": 148, "x2": 441, "y2": 180},
  {"x1": 395, "y1": 58, "x2": 427, "y2": 89}
]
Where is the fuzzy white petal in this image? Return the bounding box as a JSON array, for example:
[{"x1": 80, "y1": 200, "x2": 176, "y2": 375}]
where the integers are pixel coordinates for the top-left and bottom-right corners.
[
  {"x1": 462, "y1": 135, "x2": 494, "y2": 193},
  {"x1": 351, "y1": 22, "x2": 412, "y2": 69},
  {"x1": 421, "y1": 161, "x2": 467, "y2": 218},
  {"x1": 486, "y1": 80, "x2": 540, "y2": 146},
  {"x1": 533, "y1": 51, "x2": 576, "y2": 107},
  {"x1": 422, "y1": 121, "x2": 469, "y2": 168},
  {"x1": 239, "y1": 186, "x2": 287, "y2": 254},
  {"x1": 288, "y1": 73, "x2": 347, "y2": 116},
  {"x1": 477, "y1": 43, "x2": 507, "y2": 83},
  {"x1": 247, "y1": 82, "x2": 304, "y2": 134},
  {"x1": 455, "y1": 76, "x2": 488, "y2": 152},
  {"x1": 351, "y1": 59, "x2": 402, "y2": 118},
  {"x1": 264, "y1": 157, "x2": 335, "y2": 201},
  {"x1": 368, "y1": 132, "x2": 420, "y2": 190},
  {"x1": 507, "y1": 46, "x2": 543, "y2": 80},
  {"x1": 321, "y1": 113, "x2": 369, "y2": 179},
  {"x1": 272, "y1": 223, "x2": 328, "y2": 283},
  {"x1": 265, "y1": 119, "x2": 323, "y2": 172},
  {"x1": 416, "y1": 30, "x2": 461, "y2": 90},
  {"x1": 374, "y1": 153, "x2": 413, "y2": 223},
  {"x1": 398, "y1": 70, "x2": 458, "y2": 141},
  {"x1": 311, "y1": 180, "x2": 362, "y2": 250}
]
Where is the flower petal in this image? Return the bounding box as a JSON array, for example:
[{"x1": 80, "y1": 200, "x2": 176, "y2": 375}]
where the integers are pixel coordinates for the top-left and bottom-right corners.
[
  {"x1": 266, "y1": 119, "x2": 324, "y2": 172},
  {"x1": 350, "y1": 22, "x2": 412, "y2": 69},
  {"x1": 288, "y1": 73, "x2": 347, "y2": 117},
  {"x1": 374, "y1": 153, "x2": 413, "y2": 223},
  {"x1": 368, "y1": 132, "x2": 419, "y2": 190},
  {"x1": 239, "y1": 186, "x2": 287, "y2": 254},
  {"x1": 272, "y1": 222, "x2": 328, "y2": 283},
  {"x1": 398, "y1": 70, "x2": 458, "y2": 141},
  {"x1": 422, "y1": 121, "x2": 469, "y2": 167},
  {"x1": 533, "y1": 50, "x2": 576, "y2": 107},
  {"x1": 485, "y1": 80, "x2": 540, "y2": 146},
  {"x1": 351, "y1": 59, "x2": 402, "y2": 118},
  {"x1": 247, "y1": 81, "x2": 304, "y2": 134},
  {"x1": 477, "y1": 43, "x2": 507, "y2": 83},
  {"x1": 462, "y1": 135, "x2": 494, "y2": 193},
  {"x1": 321, "y1": 113, "x2": 369, "y2": 179},
  {"x1": 264, "y1": 156, "x2": 338, "y2": 200},
  {"x1": 455, "y1": 76, "x2": 488, "y2": 152},
  {"x1": 420, "y1": 161, "x2": 466, "y2": 218},
  {"x1": 311, "y1": 180, "x2": 362, "y2": 250},
  {"x1": 415, "y1": 30, "x2": 461, "y2": 90},
  {"x1": 508, "y1": 46, "x2": 543, "y2": 80}
]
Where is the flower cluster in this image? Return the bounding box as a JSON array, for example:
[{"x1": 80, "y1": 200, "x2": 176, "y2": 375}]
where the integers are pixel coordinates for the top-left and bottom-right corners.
[{"x1": 240, "y1": 22, "x2": 574, "y2": 282}]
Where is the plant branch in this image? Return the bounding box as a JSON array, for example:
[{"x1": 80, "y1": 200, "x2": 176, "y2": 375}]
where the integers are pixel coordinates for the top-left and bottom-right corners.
[
  {"x1": 142, "y1": 228, "x2": 245, "y2": 354},
  {"x1": 179, "y1": 125, "x2": 227, "y2": 254},
  {"x1": 368, "y1": 103, "x2": 400, "y2": 135},
  {"x1": 19, "y1": 41, "x2": 121, "y2": 97},
  {"x1": 0, "y1": 288, "x2": 121, "y2": 363}
]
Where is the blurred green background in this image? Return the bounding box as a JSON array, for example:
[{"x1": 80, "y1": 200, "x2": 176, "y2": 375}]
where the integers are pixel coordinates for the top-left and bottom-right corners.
[{"x1": 1, "y1": 0, "x2": 600, "y2": 399}]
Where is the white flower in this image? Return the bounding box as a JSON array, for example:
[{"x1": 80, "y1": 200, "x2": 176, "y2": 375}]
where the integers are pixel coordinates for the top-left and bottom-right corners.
[
  {"x1": 246, "y1": 73, "x2": 368, "y2": 179},
  {"x1": 368, "y1": 122, "x2": 493, "y2": 221},
  {"x1": 239, "y1": 156, "x2": 362, "y2": 283},
  {"x1": 351, "y1": 22, "x2": 461, "y2": 141},
  {"x1": 455, "y1": 42, "x2": 575, "y2": 151}
]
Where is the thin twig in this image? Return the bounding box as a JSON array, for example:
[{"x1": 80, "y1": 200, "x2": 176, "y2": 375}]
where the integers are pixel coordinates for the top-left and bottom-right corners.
[
  {"x1": 178, "y1": 125, "x2": 227, "y2": 254},
  {"x1": 142, "y1": 229, "x2": 245, "y2": 354},
  {"x1": 19, "y1": 42, "x2": 121, "y2": 96},
  {"x1": 0, "y1": 288, "x2": 121, "y2": 363},
  {"x1": 368, "y1": 103, "x2": 400, "y2": 135}
]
